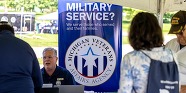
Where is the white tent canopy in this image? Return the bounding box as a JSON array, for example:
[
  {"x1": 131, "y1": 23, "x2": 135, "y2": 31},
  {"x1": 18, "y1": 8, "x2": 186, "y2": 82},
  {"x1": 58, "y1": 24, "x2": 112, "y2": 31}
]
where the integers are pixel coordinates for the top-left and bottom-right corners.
[
  {"x1": 83, "y1": 0, "x2": 186, "y2": 13},
  {"x1": 37, "y1": 11, "x2": 58, "y2": 20},
  {"x1": 83, "y1": 0, "x2": 186, "y2": 27}
]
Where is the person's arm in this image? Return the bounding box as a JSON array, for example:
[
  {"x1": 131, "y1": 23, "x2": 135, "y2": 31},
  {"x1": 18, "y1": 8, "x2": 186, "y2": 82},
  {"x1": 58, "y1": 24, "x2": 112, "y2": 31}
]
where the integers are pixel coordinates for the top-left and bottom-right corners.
[
  {"x1": 118, "y1": 54, "x2": 133, "y2": 93},
  {"x1": 32, "y1": 57, "x2": 43, "y2": 93}
]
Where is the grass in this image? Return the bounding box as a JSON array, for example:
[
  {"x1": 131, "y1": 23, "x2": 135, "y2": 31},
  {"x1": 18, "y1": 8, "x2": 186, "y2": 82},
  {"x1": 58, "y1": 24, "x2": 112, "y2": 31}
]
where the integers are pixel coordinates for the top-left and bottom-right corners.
[
  {"x1": 14, "y1": 23, "x2": 172, "y2": 64},
  {"x1": 15, "y1": 33, "x2": 58, "y2": 64},
  {"x1": 122, "y1": 36, "x2": 128, "y2": 44},
  {"x1": 163, "y1": 23, "x2": 171, "y2": 34},
  {"x1": 38, "y1": 58, "x2": 42, "y2": 65},
  {"x1": 15, "y1": 23, "x2": 172, "y2": 46},
  {"x1": 15, "y1": 33, "x2": 58, "y2": 47}
]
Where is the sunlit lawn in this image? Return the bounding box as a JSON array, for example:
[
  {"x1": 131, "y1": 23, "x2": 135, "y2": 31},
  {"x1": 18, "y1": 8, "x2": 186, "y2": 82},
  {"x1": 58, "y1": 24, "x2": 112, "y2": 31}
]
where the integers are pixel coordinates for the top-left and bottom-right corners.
[
  {"x1": 15, "y1": 33, "x2": 58, "y2": 65},
  {"x1": 15, "y1": 33, "x2": 58, "y2": 47},
  {"x1": 15, "y1": 23, "x2": 172, "y2": 64},
  {"x1": 15, "y1": 23, "x2": 171, "y2": 45},
  {"x1": 38, "y1": 58, "x2": 42, "y2": 65}
]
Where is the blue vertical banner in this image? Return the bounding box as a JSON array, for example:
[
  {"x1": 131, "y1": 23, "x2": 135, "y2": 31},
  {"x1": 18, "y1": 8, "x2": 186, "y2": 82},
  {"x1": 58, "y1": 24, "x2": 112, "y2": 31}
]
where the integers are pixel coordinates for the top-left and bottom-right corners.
[{"x1": 58, "y1": 0, "x2": 122, "y2": 92}]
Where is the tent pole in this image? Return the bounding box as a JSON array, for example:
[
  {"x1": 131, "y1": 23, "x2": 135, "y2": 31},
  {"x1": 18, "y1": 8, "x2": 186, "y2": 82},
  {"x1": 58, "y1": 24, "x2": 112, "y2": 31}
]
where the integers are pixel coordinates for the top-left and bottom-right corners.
[{"x1": 157, "y1": 0, "x2": 165, "y2": 29}]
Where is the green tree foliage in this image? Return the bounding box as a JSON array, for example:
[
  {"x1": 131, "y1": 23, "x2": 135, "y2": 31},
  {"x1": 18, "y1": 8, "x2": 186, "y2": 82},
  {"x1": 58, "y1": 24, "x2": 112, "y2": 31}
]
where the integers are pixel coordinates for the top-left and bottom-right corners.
[
  {"x1": 3, "y1": 0, "x2": 173, "y2": 22},
  {"x1": 163, "y1": 13, "x2": 173, "y2": 23},
  {"x1": 123, "y1": 7, "x2": 174, "y2": 23},
  {"x1": 123, "y1": 7, "x2": 143, "y2": 22},
  {"x1": 5, "y1": 0, "x2": 57, "y2": 13},
  {"x1": 38, "y1": 0, "x2": 57, "y2": 12}
]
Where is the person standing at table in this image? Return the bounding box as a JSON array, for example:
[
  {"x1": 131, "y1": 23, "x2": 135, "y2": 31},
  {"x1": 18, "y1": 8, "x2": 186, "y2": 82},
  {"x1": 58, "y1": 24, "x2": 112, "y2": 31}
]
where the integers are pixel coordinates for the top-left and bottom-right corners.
[
  {"x1": 165, "y1": 10, "x2": 186, "y2": 93},
  {"x1": 118, "y1": 12, "x2": 179, "y2": 93},
  {"x1": 0, "y1": 21, "x2": 43, "y2": 93}
]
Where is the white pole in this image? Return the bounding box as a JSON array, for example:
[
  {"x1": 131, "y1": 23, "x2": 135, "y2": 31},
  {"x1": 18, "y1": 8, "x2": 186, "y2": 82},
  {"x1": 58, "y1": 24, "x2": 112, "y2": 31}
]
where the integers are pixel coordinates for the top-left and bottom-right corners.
[
  {"x1": 20, "y1": 7, "x2": 24, "y2": 37},
  {"x1": 158, "y1": 0, "x2": 165, "y2": 29}
]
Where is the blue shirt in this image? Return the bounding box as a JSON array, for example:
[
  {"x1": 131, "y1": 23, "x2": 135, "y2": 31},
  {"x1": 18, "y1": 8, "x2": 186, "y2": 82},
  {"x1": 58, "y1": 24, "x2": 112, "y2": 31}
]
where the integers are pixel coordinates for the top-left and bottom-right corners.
[
  {"x1": 0, "y1": 31, "x2": 43, "y2": 93},
  {"x1": 41, "y1": 66, "x2": 76, "y2": 85},
  {"x1": 118, "y1": 47, "x2": 178, "y2": 93}
]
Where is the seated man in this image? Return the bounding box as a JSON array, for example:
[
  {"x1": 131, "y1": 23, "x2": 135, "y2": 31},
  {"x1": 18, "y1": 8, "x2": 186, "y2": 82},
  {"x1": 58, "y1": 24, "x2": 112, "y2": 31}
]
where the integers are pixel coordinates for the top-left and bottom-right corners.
[{"x1": 41, "y1": 47, "x2": 76, "y2": 85}]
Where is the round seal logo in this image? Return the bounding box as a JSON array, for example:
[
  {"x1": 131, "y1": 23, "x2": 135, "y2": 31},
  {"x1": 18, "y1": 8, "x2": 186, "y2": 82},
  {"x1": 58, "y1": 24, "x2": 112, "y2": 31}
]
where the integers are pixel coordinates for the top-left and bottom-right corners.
[
  {"x1": 1, "y1": 16, "x2": 8, "y2": 21},
  {"x1": 11, "y1": 17, "x2": 16, "y2": 23},
  {"x1": 65, "y1": 36, "x2": 116, "y2": 86}
]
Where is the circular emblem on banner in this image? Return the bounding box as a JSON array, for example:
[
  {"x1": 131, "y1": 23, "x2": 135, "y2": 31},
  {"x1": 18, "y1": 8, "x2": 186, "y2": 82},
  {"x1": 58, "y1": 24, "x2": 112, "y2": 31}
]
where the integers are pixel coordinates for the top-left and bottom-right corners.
[
  {"x1": 11, "y1": 17, "x2": 16, "y2": 23},
  {"x1": 65, "y1": 36, "x2": 116, "y2": 86},
  {"x1": 1, "y1": 16, "x2": 8, "y2": 21}
]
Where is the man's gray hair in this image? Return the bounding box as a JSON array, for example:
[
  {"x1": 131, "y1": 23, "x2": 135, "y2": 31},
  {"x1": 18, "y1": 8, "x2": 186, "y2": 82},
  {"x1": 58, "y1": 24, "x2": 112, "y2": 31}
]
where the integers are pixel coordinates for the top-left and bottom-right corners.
[{"x1": 43, "y1": 47, "x2": 57, "y2": 56}]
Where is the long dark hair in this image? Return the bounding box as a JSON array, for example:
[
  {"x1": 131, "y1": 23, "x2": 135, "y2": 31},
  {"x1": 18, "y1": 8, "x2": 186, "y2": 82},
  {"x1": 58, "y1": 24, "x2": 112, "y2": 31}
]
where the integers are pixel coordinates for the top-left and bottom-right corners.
[{"x1": 129, "y1": 12, "x2": 163, "y2": 50}]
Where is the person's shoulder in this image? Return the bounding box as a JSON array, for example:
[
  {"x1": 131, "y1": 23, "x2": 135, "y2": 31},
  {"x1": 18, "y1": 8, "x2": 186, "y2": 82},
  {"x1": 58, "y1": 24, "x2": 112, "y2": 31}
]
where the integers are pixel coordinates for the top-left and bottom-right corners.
[
  {"x1": 56, "y1": 66, "x2": 73, "y2": 76},
  {"x1": 169, "y1": 38, "x2": 177, "y2": 42},
  {"x1": 15, "y1": 37, "x2": 33, "y2": 50},
  {"x1": 57, "y1": 66, "x2": 69, "y2": 72},
  {"x1": 15, "y1": 37, "x2": 30, "y2": 44},
  {"x1": 165, "y1": 38, "x2": 179, "y2": 48},
  {"x1": 122, "y1": 50, "x2": 141, "y2": 60},
  {"x1": 124, "y1": 50, "x2": 141, "y2": 57},
  {"x1": 166, "y1": 38, "x2": 178, "y2": 45}
]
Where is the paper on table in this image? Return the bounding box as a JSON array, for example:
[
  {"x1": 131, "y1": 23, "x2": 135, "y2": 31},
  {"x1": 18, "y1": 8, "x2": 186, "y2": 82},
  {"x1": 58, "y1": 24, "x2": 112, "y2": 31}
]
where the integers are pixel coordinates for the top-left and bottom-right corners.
[{"x1": 42, "y1": 84, "x2": 53, "y2": 88}]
